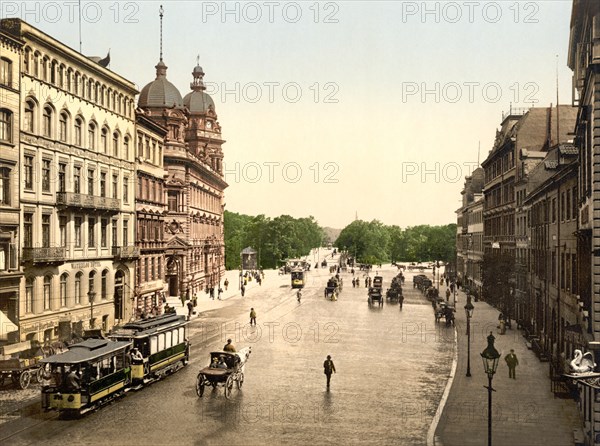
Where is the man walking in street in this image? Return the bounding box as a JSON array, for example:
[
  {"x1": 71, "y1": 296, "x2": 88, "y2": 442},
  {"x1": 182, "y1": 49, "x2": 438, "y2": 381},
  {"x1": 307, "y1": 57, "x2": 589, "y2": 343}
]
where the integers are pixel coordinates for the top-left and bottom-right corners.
[
  {"x1": 505, "y1": 349, "x2": 519, "y2": 379},
  {"x1": 323, "y1": 355, "x2": 336, "y2": 389},
  {"x1": 249, "y1": 308, "x2": 257, "y2": 326},
  {"x1": 187, "y1": 300, "x2": 194, "y2": 320}
]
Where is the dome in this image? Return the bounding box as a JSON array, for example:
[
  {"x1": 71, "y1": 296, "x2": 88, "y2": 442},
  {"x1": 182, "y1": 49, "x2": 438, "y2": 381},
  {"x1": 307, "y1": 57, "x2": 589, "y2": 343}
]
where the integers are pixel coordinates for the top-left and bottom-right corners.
[
  {"x1": 183, "y1": 90, "x2": 215, "y2": 114},
  {"x1": 138, "y1": 60, "x2": 183, "y2": 108}
]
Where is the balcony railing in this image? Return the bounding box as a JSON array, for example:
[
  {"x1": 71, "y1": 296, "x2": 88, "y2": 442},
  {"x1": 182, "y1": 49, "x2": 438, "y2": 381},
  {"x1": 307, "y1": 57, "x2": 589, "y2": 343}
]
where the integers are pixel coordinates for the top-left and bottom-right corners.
[
  {"x1": 57, "y1": 192, "x2": 121, "y2": 212},
  {"x1": 22, "y1": 247, "x2": 67, "y2": 263},
  {"x1": 112, "y1": 246, "x2": 140, "y2": 259}
]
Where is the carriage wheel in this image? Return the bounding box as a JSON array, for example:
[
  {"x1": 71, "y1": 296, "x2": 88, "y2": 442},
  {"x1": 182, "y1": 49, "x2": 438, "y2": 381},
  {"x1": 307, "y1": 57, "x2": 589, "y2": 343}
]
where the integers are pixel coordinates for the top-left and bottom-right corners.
[
  {"x1": 196, "y1": 374, "x2": 205, "y2": 397},
  {"x1": 237, "y1": 372, "x2": 244, "y2": 389},
  {"x1": 224, "y1": 375, "x2": 234, "y2": 399},
  {"x1": 36, "y1": 367, "x2": 44, "y2": 383},
  {"x1": 19, "y1": 371, "x2": 31, "y2": 390}
]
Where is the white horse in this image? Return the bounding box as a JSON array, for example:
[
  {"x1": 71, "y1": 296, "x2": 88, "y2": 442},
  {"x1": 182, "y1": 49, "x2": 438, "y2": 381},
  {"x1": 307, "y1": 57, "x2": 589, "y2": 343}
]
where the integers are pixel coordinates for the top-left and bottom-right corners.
[{"x1": 235, "y1": 347, "x2": 251, "y2": 373}]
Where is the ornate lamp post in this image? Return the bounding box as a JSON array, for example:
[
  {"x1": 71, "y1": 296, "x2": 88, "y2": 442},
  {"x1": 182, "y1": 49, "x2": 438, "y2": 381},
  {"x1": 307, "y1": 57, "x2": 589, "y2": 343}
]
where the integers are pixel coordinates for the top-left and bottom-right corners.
[
  {"x1": 464, "y1": 294, "x2": 475, "y2": 377},
  {"x1": 88, "y1": 291, "x2": 96, "y2": 328},
  {"x1": 481, "y1": 331, "x2": 501, "y2": 446}
]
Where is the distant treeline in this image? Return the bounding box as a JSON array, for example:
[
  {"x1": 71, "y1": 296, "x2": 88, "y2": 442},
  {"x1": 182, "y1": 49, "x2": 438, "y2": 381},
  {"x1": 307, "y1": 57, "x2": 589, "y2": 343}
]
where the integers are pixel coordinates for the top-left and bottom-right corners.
[
  {"x1": 224, "y1": 211, "x2": 325, "y2": 270},
  {"x1": 335, "y1": 220, "x2": 457, "y2": 265}
]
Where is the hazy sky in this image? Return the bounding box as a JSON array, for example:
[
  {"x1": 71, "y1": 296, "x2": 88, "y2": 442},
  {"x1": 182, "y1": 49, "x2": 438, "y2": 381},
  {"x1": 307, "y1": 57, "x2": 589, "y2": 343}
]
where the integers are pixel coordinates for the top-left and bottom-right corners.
[{"x1": 2, "y1": 1, "x2": 574, "y2": 228}]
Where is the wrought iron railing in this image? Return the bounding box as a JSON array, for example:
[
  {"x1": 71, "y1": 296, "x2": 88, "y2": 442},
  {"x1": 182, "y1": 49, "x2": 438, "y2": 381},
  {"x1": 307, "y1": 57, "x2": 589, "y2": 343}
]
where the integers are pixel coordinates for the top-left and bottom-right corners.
[
  {"x1": 22, "y1": 247, "x2": 67, "y2": 263},
  {"x1": 56, "y1": 192, "x2": 121, "y2": 211}
]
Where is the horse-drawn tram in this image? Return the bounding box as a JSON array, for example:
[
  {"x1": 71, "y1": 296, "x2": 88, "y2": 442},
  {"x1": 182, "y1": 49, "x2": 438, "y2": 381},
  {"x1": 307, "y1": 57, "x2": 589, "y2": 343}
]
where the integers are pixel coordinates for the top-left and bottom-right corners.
[
  {"x1": 109, "y1": 314, "x2": 190, "y2": 386},
  {"x1": 196, "y1": 347, "x2": 251, "y2": 399},
  {"x1": 41, "y1": 339, "x2": 132, "y2": 415}
]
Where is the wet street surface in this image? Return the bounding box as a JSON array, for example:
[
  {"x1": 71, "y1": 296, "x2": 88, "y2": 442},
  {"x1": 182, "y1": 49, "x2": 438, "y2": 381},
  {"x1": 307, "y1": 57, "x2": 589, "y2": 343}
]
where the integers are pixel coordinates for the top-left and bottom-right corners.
[{"x1": 0, "y1": 264, "x2": 454, "y2": 445}]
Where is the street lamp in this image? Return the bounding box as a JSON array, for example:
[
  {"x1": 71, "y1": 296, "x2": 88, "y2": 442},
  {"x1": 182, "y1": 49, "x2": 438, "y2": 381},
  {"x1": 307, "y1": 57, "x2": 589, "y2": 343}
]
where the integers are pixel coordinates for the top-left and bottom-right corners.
[
  {"x1": 464, "y1": 294, "x2": 475, "y2": 377},
  {"x1": 481, "y1": 331, "x2": 501, "y2": 446},
  {"x1": 88, "y1": 291, "x2": 96, "y2": 328}
]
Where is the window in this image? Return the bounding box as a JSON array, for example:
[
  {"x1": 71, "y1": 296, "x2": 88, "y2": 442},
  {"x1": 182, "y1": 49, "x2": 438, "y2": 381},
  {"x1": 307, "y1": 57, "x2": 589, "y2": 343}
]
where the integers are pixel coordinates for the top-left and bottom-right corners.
[
  {"x1": 89, "y1": 271, "x2": 96, "y2": 296},
  {"x1": 60, "y1": 273, "x2": 67, "y2": 307},
  {"x1": 123, "y1": 220, "x2": 128, "y2": 246},
  {"x1": 101, "y1": 127, "x2": 108, "y2": 153},
  {"x1": 566, "y1": 189, "x2": 571, "y2": 221},
  {"x1": 25, "y1": 277, "x2": 34, "y2": 313},
  {"x1": 123, "y1": 137, "x2": 129, "y2": 160},
  {"x1": 88, "y1": 169, "x2": 95, "y2": 195},
  {"x1": 100, "y1": 172, "x2": 106, "y2": 197},
  {"x1": 88, "y1": 217, "x2": 96, "y2": 247},
  {"x1": 42, "y1": 159, "x2": 51, "y2": 192},
  {"x1": 123, "y1": 177, "x2": 129, "y2": 203},
  {"x1": 42, "y1": 214, "x2": 50, "y2": 247},
  {"x1": 43, "y1": 275, "x2": 51, "y2": 310},
  {"x1": 101, "y1": 270, "x2": 108, "y2": 300},
  {"x1": 112, "y1": 174, "x2": 118, "y2": 199},
  {"x1": 112, "y1": 219, "x2": 118, "y2": 246},
  {"x1": 168, "y1": 191, "x2": 178, "y2": 211},
  {"x1": 101, "y1": 219, "x2": 108, "y2": 247},
  {"x1": 24, "y1": 101, "x2": 34, "y2": 133},
  {"x1": 0, "y1": 110, "x2": 11, "y2": 142},
  {"x1": 88, "y1": 123, "x2": 96, "y2": 150},
  {"x1": 24, "y1": 155, "x2": 33, "y2": 190},
  {"x1": 0, "y1": 58, "x2": 11, "y2": 87},
  {"x1": 75, "y1": 272, "x2": 82, "y2": 305},
  {"x1": 58, "y1": 163, "x2": 66, "y2": 193},
  {"x1": 113, "y1": 133, "x2": 119, "y2": 157},
  {"x1": 23, "y1": 213, "x2": 33, "y2": 248},
  {"x1": 74, "y1": 216, "x2": 82, "y2": 247},
  {"x1": 75, "y1": 118, "x2": 82, "y2": 146},
  {"x1": 74, "y1": 166, "x2": 81, "y2": 193},
  {"x1": 0, "y1": 167, "x2": 10, "y2": 205},
  {"x1": 59, "y1": 215, "x2": 67, "y2": 247},
  {"x1": 43, "y1": 106, "x2": 52, "y2": 138},
  {"x1": 59, "y1": 112, "x2": 68, "y2": 142},
  {"x1": 573, "y1": 186, "x2": 578, "y2": 219}
]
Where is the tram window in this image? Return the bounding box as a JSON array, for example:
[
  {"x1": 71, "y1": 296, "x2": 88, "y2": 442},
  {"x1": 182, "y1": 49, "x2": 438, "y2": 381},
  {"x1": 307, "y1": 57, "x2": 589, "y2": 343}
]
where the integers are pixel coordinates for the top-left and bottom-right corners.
[
  {"x1": 157, "y1": 333, "x2": 164, "y2": 351},
  {"x1": 179, "y1": 327, "x2": 185, "y2": 341},
  {"x1": 165, "y1": 331, "x2": 172, "y2": 349},
  {"x1": 115, "y1": 353, "x2": 124, "y2": 370},
  {"x1": 172, "y1": 329, "x2": 179, "y2": 345},
  {"x1": 150, "y1": 336, "x2": 157, "y2": 354}
]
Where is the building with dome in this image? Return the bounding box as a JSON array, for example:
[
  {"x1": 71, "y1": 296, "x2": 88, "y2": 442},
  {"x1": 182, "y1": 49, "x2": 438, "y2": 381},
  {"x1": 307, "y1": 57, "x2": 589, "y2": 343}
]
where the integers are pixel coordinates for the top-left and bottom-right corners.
[{"x1": 137, "y1": 56, "x2": 227, "y2": 301}]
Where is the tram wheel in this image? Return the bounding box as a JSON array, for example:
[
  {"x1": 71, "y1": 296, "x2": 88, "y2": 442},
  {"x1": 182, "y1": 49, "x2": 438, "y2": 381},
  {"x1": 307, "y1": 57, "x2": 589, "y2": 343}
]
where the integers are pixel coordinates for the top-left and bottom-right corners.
[
  {"x1": 196, "y1": 374, "x2": 205, "y2": 397},
  {"x1": 19, "y1": 371, "x2": 31, "y2": 390},
  {"x1": 36, "y1": 367, "x2": 44, "y2": 383},
  {"x1": 224, "y1": 375, "x2": 234, "y2": 399}
]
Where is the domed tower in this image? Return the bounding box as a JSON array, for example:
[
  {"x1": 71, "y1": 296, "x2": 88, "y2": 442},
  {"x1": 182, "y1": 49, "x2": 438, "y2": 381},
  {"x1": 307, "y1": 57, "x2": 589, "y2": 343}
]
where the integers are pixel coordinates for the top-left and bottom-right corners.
[{"x1": 183, "y1": 60, "x2": 225, "y2": 175}]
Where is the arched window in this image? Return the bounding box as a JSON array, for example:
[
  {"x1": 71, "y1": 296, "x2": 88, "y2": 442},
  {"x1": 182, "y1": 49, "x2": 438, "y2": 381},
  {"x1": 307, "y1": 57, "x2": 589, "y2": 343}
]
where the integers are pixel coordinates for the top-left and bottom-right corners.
[
  {"x1": 23, "y1": 48, "x2": 31, "y2": 74},
  {"x1": 101, "y1": 269, "x2": 108, "y2": 300},
  {"x1": 66, "y1": 68, "x2": 73, "y2": 92},
  {"x1": 33, "y1": 52, "x2": 40, "y2": 77},
  {"x1": 25, "y1": 277, "x2": 34, "y2": 314},
  {"x1": 24, "y1": 100, "x2": 35, "y2": 133},
  {"x1": 101, "y1": 127, "x2": 108, "y2": 153},
  {"x1": 0, "y1": 57, "x2": 12, "y2": 87},
  {"x1": 0, "y1": 109, "x2": 11, "y2": 142},
  {"x1": 112, "y1": 132, "x2": 119, "y2": 157},
  {"x1": 75, "y1": 271, "x2": 82, "y2": 305},
  {"x1": 74, "y1": 117, "x2": 83, "y2": 146},
  {"x1": 89, "y1": 271, "x2": 96, "y2": 297},
  {"x1": 59, "y1": 111, "x2": 68, "y2": 142},
  {"x1": 60, "y1": 273, "x2": 68, "y2": 307},
  {"x1": 88, "y1": 122, "x2": 96, "y2": 150},
  {"x1": 41, "y1": 56, "x2": 48, "y2": 81},
  {"x1": 123, "y1": 136, "x2": 130, "y2": 160},
  {"x1": 43, "y1": 275, "x2": 51, "y2": 310},
  {"x1": 42, "y1": 106, "x2": 52, "y2": 138}
]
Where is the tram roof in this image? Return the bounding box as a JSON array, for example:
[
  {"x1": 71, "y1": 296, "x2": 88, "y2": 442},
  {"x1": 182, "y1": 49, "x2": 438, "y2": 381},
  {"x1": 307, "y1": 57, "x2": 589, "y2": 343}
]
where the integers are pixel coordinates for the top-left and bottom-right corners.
[
  {"x1": 41, "y1": 339, "x2": 132, "y2": 364},
  {"x1": 109, "y1": 314, "x2": 187, "y2": 338}
]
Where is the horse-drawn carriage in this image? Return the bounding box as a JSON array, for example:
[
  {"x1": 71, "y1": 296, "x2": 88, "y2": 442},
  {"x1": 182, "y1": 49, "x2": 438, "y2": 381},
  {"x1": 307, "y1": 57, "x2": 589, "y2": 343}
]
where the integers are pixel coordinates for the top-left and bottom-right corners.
[
  {"x1": 196, "y1": 347, "x2": 251, "y2": 399},
  {"x1": 324, "y1": 277, "x2": 342, "y2": 301},
  {"x1": 368, "y1": 276, "x2": 384, "y2": 307},
  {"x1": 0, "y1": 340, "x2": 50, "y2": 389},
  {"x1": 434, "y1": 302, "x2": 455, "y2": 326}
]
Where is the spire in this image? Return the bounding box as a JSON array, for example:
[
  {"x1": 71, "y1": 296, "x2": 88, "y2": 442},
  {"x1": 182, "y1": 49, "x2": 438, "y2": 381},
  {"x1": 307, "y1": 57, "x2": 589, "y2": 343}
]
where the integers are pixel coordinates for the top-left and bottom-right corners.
[
  {"x1": 155, "y1": 5, "x2": 167, "y2": 79},
  {"x1": 191, "y1": 56, "x2": 206, "y2": 91},
  {"x1": 159, "y1": 5, "x2": 164, "y2": 62}
]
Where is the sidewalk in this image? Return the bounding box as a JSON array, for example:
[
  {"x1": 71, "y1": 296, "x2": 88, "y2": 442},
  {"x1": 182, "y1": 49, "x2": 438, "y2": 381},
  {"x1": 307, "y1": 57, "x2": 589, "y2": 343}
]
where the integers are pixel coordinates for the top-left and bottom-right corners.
[
  {"x1": 164, "y1": 269, "x2": 272, "y2": 319},
  {"x1": 430, "y1": 287, "x2": 582, "y2": 446}
]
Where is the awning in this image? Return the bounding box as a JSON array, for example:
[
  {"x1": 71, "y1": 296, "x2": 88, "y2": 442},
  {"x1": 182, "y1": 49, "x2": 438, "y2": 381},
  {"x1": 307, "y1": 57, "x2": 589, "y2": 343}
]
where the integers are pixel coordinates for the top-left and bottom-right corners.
[{"x1": 0, "y1": 310, "x2": 18, "y2": 340}]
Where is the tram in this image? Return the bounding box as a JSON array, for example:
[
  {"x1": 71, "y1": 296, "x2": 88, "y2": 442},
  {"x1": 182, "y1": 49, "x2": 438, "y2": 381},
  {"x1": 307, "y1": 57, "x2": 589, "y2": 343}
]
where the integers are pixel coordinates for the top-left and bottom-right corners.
[
  {"x1": 109, "y1": 314, "x2": 190, "y2": 385},
  {"x1": 291, "y1": 268, "x2": 305, "y2": 289}
]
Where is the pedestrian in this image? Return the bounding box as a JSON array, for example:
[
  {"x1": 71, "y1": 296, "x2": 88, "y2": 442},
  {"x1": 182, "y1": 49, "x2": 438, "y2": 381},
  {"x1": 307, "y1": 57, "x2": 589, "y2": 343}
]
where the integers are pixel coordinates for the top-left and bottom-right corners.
[
  {"x1": 241, "y1": 284, "x2": 246, "y2": 297},
  {"x1": 218, "y1": 287, "x2": 223, "y2": 300},
  {"x1": 210, "y1": 287, "x2": 215, "y2": 300},
  {"x1": 224, "y1": 279, "x2": 229, "y2": 291},
  {"x1": 445, "y1": 288, "x2": 451, "y2": 301},
  {"x1": 187, "y1": 300, "x2": 194, "y2": 320},
  {"x1": 323, "y1": 355, "x2": 336, "y2": 389},
  {"x1": 505, "y1": 349, "x2": 519, "y2": 379},
  {"x1": 250, "y1": 308, "x2": 257, "y2": 326}
]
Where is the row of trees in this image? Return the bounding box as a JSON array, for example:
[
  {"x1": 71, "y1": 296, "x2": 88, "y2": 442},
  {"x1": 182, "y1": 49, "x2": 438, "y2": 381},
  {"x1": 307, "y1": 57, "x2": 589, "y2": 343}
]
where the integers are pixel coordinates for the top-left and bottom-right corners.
[
  {"x1": 335, "y1": 220, "x2": 457, "y2": 265},
  {"x1": 224, "y1": 211, "x2": 325, "y2": 270}
]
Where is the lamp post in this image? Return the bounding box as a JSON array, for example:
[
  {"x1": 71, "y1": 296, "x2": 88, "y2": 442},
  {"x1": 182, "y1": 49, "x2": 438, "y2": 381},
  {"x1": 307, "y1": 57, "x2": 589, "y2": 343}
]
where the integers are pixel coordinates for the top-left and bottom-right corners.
[
  {"x1": 88, "y1": 291, "x2": 96, "y2": 328},
  {"x1": 481, "y1": 331, "x2": 501, "y2": 446},
  {"x1": 464, "y1": 294, "x2": 474, "y2": 377}
]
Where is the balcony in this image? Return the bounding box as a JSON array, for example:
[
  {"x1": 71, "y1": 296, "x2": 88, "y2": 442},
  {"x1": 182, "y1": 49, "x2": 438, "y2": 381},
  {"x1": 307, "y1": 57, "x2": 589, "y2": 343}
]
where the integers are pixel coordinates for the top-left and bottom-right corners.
[
  {"x1": 57, "y1": 192, "x2": 121, "y2": 212},
  {"x1": 22, "y1": 247, "x2": 67, "y2": 264},
  {"x1": 112, "y1": 246, "x2": 140, "y2": 259}
]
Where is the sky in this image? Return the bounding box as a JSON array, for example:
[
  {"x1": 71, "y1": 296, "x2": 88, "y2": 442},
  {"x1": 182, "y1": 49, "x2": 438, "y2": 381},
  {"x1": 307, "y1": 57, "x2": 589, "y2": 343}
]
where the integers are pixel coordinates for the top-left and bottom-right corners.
[{"x1": 1, "y1": 1, "x2": 575, "y2": 229}]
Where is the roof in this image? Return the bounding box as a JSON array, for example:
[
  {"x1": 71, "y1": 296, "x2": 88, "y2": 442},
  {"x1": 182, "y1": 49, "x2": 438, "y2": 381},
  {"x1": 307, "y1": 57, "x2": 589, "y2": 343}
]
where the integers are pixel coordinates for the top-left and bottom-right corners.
[
  {"x1": 183, "y1": 90, "x2": 216, "y2": 114},
  {"x1": 42, "y1": 339, "x2": 131, "y2": 364},
  {"x1": 139, "y1": 60, "x2": 183, "y2": 109},
  {"x1": 110, "y1": 314, "x2": 187, "y2": 338}
]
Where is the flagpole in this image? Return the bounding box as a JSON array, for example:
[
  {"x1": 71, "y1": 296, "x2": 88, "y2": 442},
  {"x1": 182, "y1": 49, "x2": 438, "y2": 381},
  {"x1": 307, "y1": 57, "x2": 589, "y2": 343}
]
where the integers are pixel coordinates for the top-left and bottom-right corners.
[{"x1": 78, "y1": 0, "x2": 82, "y2": 53}]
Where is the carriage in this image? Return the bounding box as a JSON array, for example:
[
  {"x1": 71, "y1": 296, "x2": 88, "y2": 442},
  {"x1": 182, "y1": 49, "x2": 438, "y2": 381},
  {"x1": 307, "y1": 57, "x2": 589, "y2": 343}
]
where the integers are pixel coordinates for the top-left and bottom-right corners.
[
  {"x1": 196, "y1": 347, "x2": 251, "y2": 399},
  {"x1": 0, "y1": 341, "x2": 50, "y2": 389},
  {"x1": 368, "y1": 276, "x2": 384, "y2": 307},
  {"x1": 324, "y1": 277, "x2": 341, "y2": 301}
]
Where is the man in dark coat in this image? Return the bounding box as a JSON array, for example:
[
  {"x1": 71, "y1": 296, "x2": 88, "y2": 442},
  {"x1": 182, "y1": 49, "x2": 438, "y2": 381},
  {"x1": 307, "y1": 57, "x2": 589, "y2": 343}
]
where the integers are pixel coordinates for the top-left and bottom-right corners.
[
  {"x1": 505, "y1": 349, "x2": 519, "y2": 379},
  {"x1": 323, "y1": 355, "x2": 336, "y2": 389}
]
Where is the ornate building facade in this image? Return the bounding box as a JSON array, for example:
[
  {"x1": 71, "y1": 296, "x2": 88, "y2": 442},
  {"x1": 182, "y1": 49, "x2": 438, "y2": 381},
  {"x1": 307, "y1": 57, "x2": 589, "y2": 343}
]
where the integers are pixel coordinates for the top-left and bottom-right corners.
[
  {"x1": 1, "y1": 18, "x2": 138, "y2": 342},
  {"x1": 138, "y1": 58, "x2": 227, "y2": 301}
]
